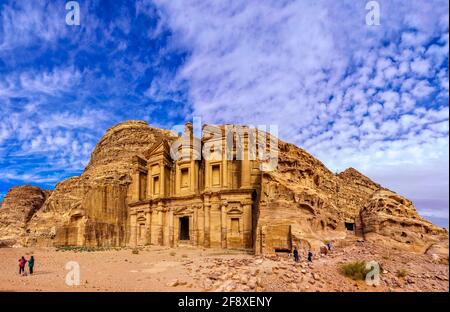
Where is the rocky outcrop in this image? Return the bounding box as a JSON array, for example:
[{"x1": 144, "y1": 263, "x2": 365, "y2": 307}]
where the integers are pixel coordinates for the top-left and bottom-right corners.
[
  {"x1": 256, "y1": 141, "x2": 386, "y2": 253},
  {"x1": 25, "y1": 121, "x2": 176, "y2": 247},
  {"x1": 357, "y1": 189, "x2": 448, "y2": 261},
  {"x1": 0, "y1": 185, "x2": 51, "y2": 247}
]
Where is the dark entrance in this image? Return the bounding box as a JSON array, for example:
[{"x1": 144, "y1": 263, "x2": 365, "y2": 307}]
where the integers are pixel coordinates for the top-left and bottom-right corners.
[
  {"x1": 345, "y1": 222, "x2": 354, "y2": 231},
  {"x1": 179, "y1": 216, "x2": 190, "y2": 241}
]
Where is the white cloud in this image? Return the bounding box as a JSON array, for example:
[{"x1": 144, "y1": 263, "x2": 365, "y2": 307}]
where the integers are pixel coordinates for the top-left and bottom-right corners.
[{"x1": 152, "y1": 0, "x2": 449, "y2": 224}]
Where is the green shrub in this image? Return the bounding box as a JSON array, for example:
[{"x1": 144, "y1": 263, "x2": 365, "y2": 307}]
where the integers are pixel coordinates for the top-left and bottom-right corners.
[
  {"x1": 56, "y1": 246, "x2": 112, "y2": 252},
  {"x1": 340, "y1": 261, "x2": 370, "y2": 280},
  {"x1": 397, "y1": 269, "x2": 408, "y2": 278}
]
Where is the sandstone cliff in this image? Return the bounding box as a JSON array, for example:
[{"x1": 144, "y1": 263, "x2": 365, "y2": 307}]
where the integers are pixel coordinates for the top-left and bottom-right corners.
[
  {"x1": 0, "y1": 185, "x2": 51, "y2": 247},
  {"x1": 0, "y1": 120, "x2": 447, "y2": 259},
  {"x1": 25, "y1": 120, "x2": 176, "y2": 247},
  {"x1": 357, "y1": 189, "x2": 448, "y2": 260}
]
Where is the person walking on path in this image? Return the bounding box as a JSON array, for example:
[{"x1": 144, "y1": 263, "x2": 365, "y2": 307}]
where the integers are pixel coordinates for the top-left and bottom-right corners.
[
  {"x1": 18, "y1": 256, "x2": 27, "y2": 275},
  {"x1": 28, "y1": 256, "x2": 35, "y2": 275}
]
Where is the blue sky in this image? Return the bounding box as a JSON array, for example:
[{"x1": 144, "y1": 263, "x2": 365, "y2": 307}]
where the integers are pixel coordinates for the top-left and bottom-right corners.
[{"x1": 0, "y1": 0, "x2": 448, "y2": 227}]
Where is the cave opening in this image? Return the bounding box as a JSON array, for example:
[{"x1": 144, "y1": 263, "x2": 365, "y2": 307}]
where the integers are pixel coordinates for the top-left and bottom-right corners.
[{"x1": 345, "y1": 222, "x2": 354, "y2": 231}]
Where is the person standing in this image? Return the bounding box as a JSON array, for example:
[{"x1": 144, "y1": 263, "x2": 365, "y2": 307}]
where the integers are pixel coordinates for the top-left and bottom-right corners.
[
  {"x1": 18, "y1": 256, "x2": 27, "y2": 274},
  {"x1": 307, "y1": 250, "x2": 313, "y2": 262},
  {"x1": 28, "y1": 256, "x2": 35, "y2": 275},
  {"x1": 293, "y1": 247, "x2": 300, "y2": 263}
]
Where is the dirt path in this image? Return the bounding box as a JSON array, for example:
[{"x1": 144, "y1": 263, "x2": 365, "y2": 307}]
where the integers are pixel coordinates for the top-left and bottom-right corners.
[{"x1": 0, "y1": 241, "x2": 448, "y2": 292}]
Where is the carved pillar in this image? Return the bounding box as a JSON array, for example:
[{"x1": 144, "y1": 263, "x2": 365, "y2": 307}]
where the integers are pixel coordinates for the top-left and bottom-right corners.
[
  {"x1": 145, "y1": 208, "x2": 151, "y2": 245},
  {"x1": 205, "y1": 161, "x2": 210, "y2": 189},
  {"x1": 190, "y1": 160, "x2": 195, "y2": 193},
  {"x1": 241, "y1": 134, "x2": 250, "y2": 188},
  {"x1": 175, "y1": 163, "x2": 180, "y2": 194},
  {"x1": 157, "y1": 202, "x2": 164, "y2": 246},
  {"x1": 243, "y1": 201, "x2": 253, "y2": 249},
  {"x1": 221, "y1": 202, "x2": 227, "y2": 249},
  {"x1": 147, "y1": 169, "x2": 153, "y2": 199},
  {"x1": 168, "y1": 209, "x2": 174, "y2": 247},
  {"x1": 193, "y1": 206, "x2": 198, "y2": 246},
  {"x1": 132, "y1": 171, "x2": 140, "y2": 202},
  {"x1": 222, "y1": 138, "x2": 228, "y2": 188},
  {"x1": 129, "y1": 211, "x2": 137, "y2": 247},
  {"x1": 204, "y1": 201, "x2": 211, "y2": 248},
  {"x1": 197, "y1": 204, "x2": 204, "y2": 246},
  {"x1": 160, "y1": 162, "x2": 165, "y2": 197}
]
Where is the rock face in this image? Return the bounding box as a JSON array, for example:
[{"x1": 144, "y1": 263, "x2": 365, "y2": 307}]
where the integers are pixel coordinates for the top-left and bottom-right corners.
[
  {"x1": 0, "y1": 120, "x2": 447, "y2": 257},
  {"x1": 255, "y1": 142, "x2": 384, "y2": 253},
  {"x1": 0, "y1": 185, "x2": 51, "y2": 247},
  {"x1": 357, "y1": 190, "x2": 448, "y2": 259},
  {"x1": 25, "y1": 121, "x2": 176, "y2": 247}
]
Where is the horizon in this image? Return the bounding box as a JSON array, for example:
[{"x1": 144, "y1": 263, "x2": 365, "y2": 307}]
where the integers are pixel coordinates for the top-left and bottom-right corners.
[{"x1": 0, "y1": 1, "x2": 449, "y2": 228}]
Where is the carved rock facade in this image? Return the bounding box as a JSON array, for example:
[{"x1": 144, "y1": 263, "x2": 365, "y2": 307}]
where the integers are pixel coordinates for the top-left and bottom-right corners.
[{"x1": 0, "y1": 120, "x2": 447, "y2": 257}]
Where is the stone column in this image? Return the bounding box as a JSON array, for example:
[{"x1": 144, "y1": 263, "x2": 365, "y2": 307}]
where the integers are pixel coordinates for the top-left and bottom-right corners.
[
  {"x1": 197, "y1": 205, "x2": 204, "y2": 246},
  {"x1": 145, "y1": 208, "x2": 151, "y2": 245},
  {"x1": 168, "y1": 209, "x2": 174, "y2": 247},
  {"x1": 175, "y1": 163, "x2": 180, "y2": 194},
  {"x1": 147, "y1": 169, "x2": 153, "y2": 199},
  {"x1": 129, "y1": 211, "x2": 137, "y2": 247},
  {"x1": 221, "y1": 202, "x2": 227, "y2": 249},
  {"x1": 190, "y1": 160, "x2": 195, "y2": 193},
  {"x1": 204, "y1": 161, "x2": 210, "y2": 189},
  {"x1": 222, "y1": 138, "x2": 228, "y2": 188},
  {"x1": 157, "y1": 203, "x2": 164, "y2": 246},
  {"x1": 241, "y1": 134, "x2": 251, "y2": 188},
  {"x1": 160, "y1": 162, "x2": 165, "y2": 197},
  {"x1": 132, "y1": 171, "x2": 140, "y2": 201},
  {"x1": 204, "y1": 202, "x2": 211, "y2": 248},
  {"x1": 193, "y1": 206, "x2": 198, "y2": 246},
  {"x1": 243, "y1": 201, "x2": 253, "y2": 249}
]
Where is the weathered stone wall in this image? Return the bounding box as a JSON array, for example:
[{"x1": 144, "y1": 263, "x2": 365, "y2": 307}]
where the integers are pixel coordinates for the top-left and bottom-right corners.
[
  {"x1": 357, "y1": 190, "x2": 448, "y2": 257},
  {"x1": 0, "y1": 185, "x2": 50, "y2": 247},
  {"x1": 255, "y1": 140, "x2": 381, "y2": 254}
]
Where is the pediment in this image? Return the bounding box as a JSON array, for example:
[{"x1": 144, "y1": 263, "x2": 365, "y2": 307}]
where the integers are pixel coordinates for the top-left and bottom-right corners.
[
  {"x1": 147, "y1": 139, "x2": 171, "y2": 158},
  {"x1": 227, "y1": 207, "x2": 243, "y2": 215},
  {"x1": 174, "y1": 206, "x2": 194, "y2": 215}
]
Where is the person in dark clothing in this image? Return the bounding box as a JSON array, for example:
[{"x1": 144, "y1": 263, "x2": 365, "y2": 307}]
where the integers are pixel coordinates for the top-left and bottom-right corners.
[
  {"x1": 18, "y1": 256, "x2": 27, "y2": 274},
  {"x1": 28, "y1": 256, "x2": 35, "y2": 275},
  {"x1": 307, "y1": 250, "x2": 313, "y2": 262},
  {"x1": 293, "y1": 247, "x2": 299, "y2": 263},
  {"x1": 326, "y1": 242, "x2": 332, "y2": 251}
]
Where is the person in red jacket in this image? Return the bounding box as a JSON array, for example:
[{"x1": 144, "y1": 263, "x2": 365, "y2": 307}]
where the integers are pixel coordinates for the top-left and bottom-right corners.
[{"x1": 18, "y1": 256, "x2": 27, "y2": 274}]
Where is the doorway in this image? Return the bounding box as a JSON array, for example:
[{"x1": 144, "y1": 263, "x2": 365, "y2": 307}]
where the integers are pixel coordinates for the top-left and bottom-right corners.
[
  {"x1": 345, "y1": 222, "x2": 354, "y2": 231},
  {"x1": 179, "y1": 216, "x2": 190, "y2": 241}
]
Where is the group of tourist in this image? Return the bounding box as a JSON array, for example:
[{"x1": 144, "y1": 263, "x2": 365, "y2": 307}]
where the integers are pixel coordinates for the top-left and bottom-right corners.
[
  {"x1": 292, "y1": 241, "x2": 333, "y2": 263},
  {"x1": 18, "y1": 256, "x2": 35, "y2": 275}
]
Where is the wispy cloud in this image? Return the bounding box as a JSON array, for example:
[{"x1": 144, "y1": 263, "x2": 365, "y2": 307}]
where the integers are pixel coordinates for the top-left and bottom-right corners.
[{"x1": 152, "y1": 0, "x2": 449, "y2": 225}]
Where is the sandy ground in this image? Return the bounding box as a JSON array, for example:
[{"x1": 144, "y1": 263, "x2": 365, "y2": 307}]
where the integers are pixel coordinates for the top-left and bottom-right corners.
[{"x1": 0, "y1": 240, "x2": 448, "y2": 292}]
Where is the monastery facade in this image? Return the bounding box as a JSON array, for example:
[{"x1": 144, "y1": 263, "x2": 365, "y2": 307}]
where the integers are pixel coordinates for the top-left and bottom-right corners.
[{"x1": 127, "y1": 123, "x2": 262, "y2": 250}]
